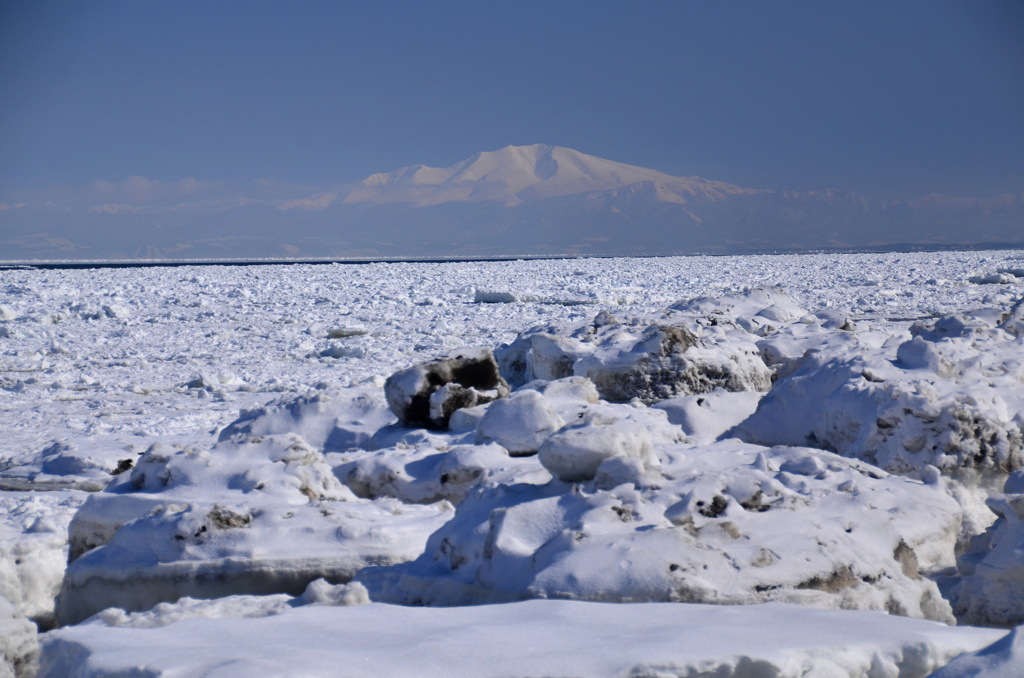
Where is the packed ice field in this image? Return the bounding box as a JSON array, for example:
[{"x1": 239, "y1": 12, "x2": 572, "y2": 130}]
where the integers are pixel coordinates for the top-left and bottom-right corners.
[{"x1": 2, "y1": 249, "x2": 1024, "y2": 677}]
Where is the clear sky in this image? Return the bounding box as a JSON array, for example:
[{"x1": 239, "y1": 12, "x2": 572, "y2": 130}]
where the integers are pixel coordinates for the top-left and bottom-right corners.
[
  {"x1": 1, "y1": 0, "x2": 1022, "y2": 257},
  {"x1": 3, "y1": 0, "x2": 1023, "y2": 197}
]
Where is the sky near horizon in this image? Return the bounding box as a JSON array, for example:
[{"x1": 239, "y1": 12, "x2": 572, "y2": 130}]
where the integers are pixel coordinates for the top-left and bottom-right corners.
[{"x1": 1, "y1": 0, "x2": 1023, "y2": 260}]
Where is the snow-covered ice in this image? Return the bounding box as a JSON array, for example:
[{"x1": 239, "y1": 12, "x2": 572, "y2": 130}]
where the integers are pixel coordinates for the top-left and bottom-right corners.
[
  {"x1": 363, "y1": 436, "x2": 960, "y2": 622},
  {"x1": 738, "y1": 306, "x2": 1024, "y2": 539},
  {"x1": 0, "y1": 594, "x2": 38, "y2": 678},
  {"x1": 0, "y1": 491, "x2": 85, "y2": 627},
  {"x1": 55, "y1": 433, "x2": 453, "y2": 626},
  {"x1": 2, "y1": 249, "x2": 1023, "y2": 676},
  {"x1": 37, "y1": 595, "x2": 1005, "y2": 678}
]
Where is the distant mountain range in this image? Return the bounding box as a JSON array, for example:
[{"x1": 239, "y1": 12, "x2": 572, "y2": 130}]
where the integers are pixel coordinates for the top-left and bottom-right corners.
[{"x1": 2, "y1": 144, "x2": 1022, "y2": 261}]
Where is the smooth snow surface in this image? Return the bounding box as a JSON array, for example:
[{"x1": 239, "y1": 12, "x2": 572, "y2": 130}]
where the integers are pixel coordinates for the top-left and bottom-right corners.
[
  {"x1": 2, "y1": 249, "x2": 1024, "y2": 676},
  {"x1": 38, "y1": 598, "x2": 1004, "y2": 678}
]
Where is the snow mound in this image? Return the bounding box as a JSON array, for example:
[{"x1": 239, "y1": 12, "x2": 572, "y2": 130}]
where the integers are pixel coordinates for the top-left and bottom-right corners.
[
  {"x1": 738, "y1": 309, "x2": 1024, "y2": 536},
  {"x1": 519, "y1": 375, "x2": 601, "y2": 404},
  {"x1": 575, "y1": 324, "x2": 771, "y2": 403},
  {"x1": 55, "y1": 434, "x2": 452, "y2": 626},
  {"x1": 669, "y1": 286, "x2": 810, "y2": 327},
  {"x1": 654, "y1": 388, "x2": 764, "y2": 443},
  {"x1": 337, "y1": 442, "x2": 551, "y2": 505},
  {"x1": 363, "y1": 438, "x2": 960, "y2": 622},
  {"x1": 0, "y1": 438, "x2": 139, "y2": 492},
  {"x1": 969, "y1": 272, "x2": 1019, "y2": 285},
  {"x1": 951, "y1": 470, "x2": 1024, "y2": 626},
  {"x1": 37, "y1": 599, "x2": 1003, "y2": 678},
  {"x1": 998, "y1": 296, "x2": 1024, "y2": 337},
  {"x1": 334, "y1": 382, "x2": 673, "y2": 504},
  {"x1": 66, "y1": 302, "x2": 130, "y2": 321},
  {"x1": 538, "y1": 412, "x2": 659, "y2": 482},
  {"x1": 218, "y1": 387, "x2": 396, "y2": 451},
  {"x1": 473, "y1": 289, "x2": 540, "y2": 304},
  {"x1": 495, "y1": 297, "x2": 774, "y2": 403},
  {"x1": 669, "y1": 287, "x2": 875, "y2": 383},
  {"x1": 474, "y1": 389, "x2": 565, "y2": 455}
]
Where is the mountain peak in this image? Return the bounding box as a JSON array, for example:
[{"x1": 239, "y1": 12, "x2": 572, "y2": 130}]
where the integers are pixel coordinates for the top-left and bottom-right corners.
[{"x1": 343, "y1": 145, "x2": 752, "y2": 207}]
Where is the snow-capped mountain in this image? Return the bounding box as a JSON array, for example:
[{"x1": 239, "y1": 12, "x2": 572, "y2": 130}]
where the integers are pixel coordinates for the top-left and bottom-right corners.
[
  {"x1": 330, "y1": 145, "x2": 1022, "y2": 257},
  {"x1": 343, "y1": 144, "x2": 761, "y2": 207},
  {"x1": 2, "y1": 145, "x2": 1022, "y2": 261}
]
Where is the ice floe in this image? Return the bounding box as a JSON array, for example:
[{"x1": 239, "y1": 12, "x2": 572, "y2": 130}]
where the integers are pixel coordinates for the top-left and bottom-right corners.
[{"x1": 55, "y1": 433, "x2": 452, "y2": 626}]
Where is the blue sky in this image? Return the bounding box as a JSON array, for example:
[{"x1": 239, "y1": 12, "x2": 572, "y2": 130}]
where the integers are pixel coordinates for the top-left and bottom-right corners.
[
  {"x1": 0, "y1": 1, "x2": 1022, "y2": 259},
  {"x1": 3, "y1": 1, "x2": 1022, "y2": 197}
]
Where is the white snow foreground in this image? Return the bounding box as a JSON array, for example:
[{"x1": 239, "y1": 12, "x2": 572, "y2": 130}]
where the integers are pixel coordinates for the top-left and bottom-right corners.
[
  {"x1": 223, "y1": 368, "x2": 964, "y2": 621},
  {"x1": 7, "y1": 258, "x2": 1022, "y2": 676},
  {"x1": 54, "y1": 431, "x2": 453, "y2": 626},
  {"x1": 362, "y1": 437, "x2": 960, "y2": 622},
  {"x1": 37, "y1": 596, "x2": 1004, "y2": 678},
  {"x1": 48, "y1": 288, "x2": 1010, "y2": 631}
]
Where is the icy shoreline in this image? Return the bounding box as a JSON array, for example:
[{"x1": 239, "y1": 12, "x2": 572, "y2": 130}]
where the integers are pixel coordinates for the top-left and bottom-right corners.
[{"x1": 3, "y1": 249, "x2": 1024, "y2": 676}]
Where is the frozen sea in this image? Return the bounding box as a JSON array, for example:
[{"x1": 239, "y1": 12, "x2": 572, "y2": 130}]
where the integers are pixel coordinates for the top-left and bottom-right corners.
[{"x1": 3, "y1": 250, "x2": 1024, "y2": 677}]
